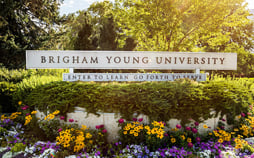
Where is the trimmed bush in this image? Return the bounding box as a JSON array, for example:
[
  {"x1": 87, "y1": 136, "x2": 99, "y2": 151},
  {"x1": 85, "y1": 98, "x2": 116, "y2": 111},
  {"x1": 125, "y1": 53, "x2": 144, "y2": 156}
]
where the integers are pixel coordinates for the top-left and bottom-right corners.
[{"x1": 25, "y1": 78, "x2": 253, "y2": 125}]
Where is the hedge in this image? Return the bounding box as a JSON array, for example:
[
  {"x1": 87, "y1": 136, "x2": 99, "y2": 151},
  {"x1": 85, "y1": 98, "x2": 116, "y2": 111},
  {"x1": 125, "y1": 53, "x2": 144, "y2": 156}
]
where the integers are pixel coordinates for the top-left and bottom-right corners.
[
  {"x1": 24, "y1": 78, "x2": 254, "y2": 125},
  {"x1": 0, "y1": 67, "x2": 66, "y2": 113}
]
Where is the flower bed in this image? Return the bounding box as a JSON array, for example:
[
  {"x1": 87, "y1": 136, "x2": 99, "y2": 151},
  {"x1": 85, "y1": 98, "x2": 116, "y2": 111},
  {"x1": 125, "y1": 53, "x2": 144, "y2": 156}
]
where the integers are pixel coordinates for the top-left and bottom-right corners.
[{"x1": 1, "y1": 102, "x2": 254, "y2": 157}]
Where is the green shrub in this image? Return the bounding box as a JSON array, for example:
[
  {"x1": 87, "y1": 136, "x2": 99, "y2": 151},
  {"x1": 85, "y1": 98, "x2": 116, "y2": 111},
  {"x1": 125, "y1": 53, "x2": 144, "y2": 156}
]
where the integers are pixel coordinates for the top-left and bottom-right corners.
[
  {"x1": 12, "y1": 75, "x2": 61, "y2": 106},
  {"x1": 25, "y1": 78, "x2": 253, "y2": 125},
  {"x1": 0, "y1": 67, "x2": 68, "y2": 83}
]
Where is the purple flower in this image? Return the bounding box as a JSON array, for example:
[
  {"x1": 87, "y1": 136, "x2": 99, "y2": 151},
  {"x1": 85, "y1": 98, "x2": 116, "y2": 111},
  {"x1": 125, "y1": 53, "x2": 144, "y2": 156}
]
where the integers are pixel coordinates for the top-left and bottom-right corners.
[
  {"x1": 196, "y1": 137, "x2": 201, "y2": 142},
  {"x1": 118, "y1": 119, "x2": 124, "y2": 124},
  {"x1": 176, "y1": 124, "x2": 181, "y2": 129},
  {"x1": 69, "y1": 119, "x2": 74, "y2": 122},
  {"x1": 192, "y1": 128, "x2": 198, "y2": 133},
  {"x1": 133, "y1": 118, "x2": 137, "y2": 121},
  {"x1": 186, "y1": 126, "x2": 191, "y2": 131},
  {"x1": 241, "y1": 113, "x2": 246, "y2": 117},
  {"x1": 188, "y1": 142, "x2": 193, "y2": 148},
  {"x1": 138, "y1": 118, "x2": 143, "y2": 122},
  {"x1": 60, "y1": 116, "x2": 65, "y2": 120},
  {"x1": 102, "y1": 129, "x2": 107, "y2": 133},
  {"x1": 58, "y1": 128, "x2": 62, "y2": 132},
  {"x1": 194, "y1": 122, "x2": 199, "y2": 126}
]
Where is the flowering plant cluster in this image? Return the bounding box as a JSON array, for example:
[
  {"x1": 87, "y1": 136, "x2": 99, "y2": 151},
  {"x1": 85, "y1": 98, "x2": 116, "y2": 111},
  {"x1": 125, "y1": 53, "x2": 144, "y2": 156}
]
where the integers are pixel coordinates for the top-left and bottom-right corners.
[{"x1": 2, "y1": 103, "x2": 254, "y2": 157}]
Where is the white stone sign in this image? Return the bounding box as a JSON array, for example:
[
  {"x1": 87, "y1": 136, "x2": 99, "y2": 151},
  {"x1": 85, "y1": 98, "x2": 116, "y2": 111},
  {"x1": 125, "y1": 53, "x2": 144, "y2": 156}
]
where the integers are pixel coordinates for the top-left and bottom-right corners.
[
  {"x1": 26, "y1": 50, "x2": 237, "y2": 70},
  {"x1": 63, "y1": 73, "x2": 207, "y2": 82}
]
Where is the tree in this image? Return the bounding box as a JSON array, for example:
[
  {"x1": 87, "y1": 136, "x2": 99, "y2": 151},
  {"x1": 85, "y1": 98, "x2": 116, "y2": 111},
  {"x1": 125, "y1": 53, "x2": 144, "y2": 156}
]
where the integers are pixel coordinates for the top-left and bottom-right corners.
[
  {"x1": 113, "y1": 0, "x2": 254, "y2": 76},
  {"x1": 0, "y1": 0, "x2": 63, "y2": 68},
  {"x1": 113, "y1": 0, "x2": 253, "y2": 52}
]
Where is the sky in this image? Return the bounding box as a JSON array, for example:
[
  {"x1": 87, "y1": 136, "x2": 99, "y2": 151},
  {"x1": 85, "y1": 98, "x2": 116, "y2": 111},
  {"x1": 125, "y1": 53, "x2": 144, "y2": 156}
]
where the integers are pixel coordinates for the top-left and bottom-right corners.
[{"x1": 59, "y1": 0, "x2": 254, "y2": 15}]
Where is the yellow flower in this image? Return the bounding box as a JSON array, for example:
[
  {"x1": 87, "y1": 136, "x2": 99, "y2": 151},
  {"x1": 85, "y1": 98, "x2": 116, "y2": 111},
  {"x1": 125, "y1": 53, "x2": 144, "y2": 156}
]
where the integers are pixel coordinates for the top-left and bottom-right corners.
[
  {"x1": 81, "y1": 125, "x2": 88, "y2": 131},
  {"x1": 130, "y1": 130, "x2": 134, "y2": 134},
  {"x1": 86, "y1": 133, "x2": 92, "y2": 139},
  {"x1": 24, "y1": 115, "x2": 32, "y2": 125},
  {"x1": 209, "y1": 133, "x2": 213, "y2": 135},
  {"x1": 171, "y1": 138, "x2": 176, "y2": 143},
  {"x1": 235, "y1": 143, "x2": 243, "y2": 149},
  {"x1": 134, "y1": 133, "x2": 138, "y2": 137},
  {"x1": 1, "y1": 114, "x2": 7, "y2": 121},
  {"x1": 52, "y1": 110, "x2": 60, "y2": 115},
  {"x1": 203, "y1": 125, "x2": 208, "y2": 129},
  {"x1": 31, "y1": 111, "x2": 37, "y2": 115},
  {"x1": 18, "y1": 101, "x2": 22, "y2": 105},
  {"x1": 187, "y1": 138, "x2": 192, "y2": 143},
  {"x1": 123, "y1": 131, "x2": 128, "y2": 135},
  {"x1": 218, "y1": 138, "x2": 223, "y2": 143},
  {"x1": 89, "y1": 140, "x2": 93, "y2": 144},
  {"x1": 180, "y1": 135, "x2": 185, "y2": 140}
]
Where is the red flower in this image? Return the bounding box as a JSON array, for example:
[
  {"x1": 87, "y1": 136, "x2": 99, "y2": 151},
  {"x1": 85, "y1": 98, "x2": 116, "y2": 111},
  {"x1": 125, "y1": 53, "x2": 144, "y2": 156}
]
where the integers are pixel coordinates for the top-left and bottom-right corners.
[
  {"x1": 196, "y1": 137, "x2": 201, "y2": 142},
  {"x1": 26, "y1": 113, "x2": 30, "y2": 116},
  {"x1": 118, "y1": 119, "x2": 124, "y2": 124},
  {"x1": 194, "y1": 122, "x2": 199, "y2": 126},
  {"x1": 58, "y1": 128, "x2": 62, "y2": 132},
  {"x1": 176, "y1": 124, "x2": 181, "y2": 129},
  {"x1": 102, "y1": 129, "x2": 107, "y2": 133},
  {"x1": 138, "y1": 118, "x2": 143, "y2": 122},
  {"x1": 96, "y1": 125, "x2": 100, "y2": 129},
  {"x1": 69, "y1": 119, "x2": 74, "y2": 122},
  {"x1": 132, "y1": 118, "x2": 137, "y2": 121},
  {"x1": 60, "y1": 116, "x2": 65, "y2": 120},
  {"x1": 241, "y1": 113, "x2": 246, "y2": 117},
  {"x1": 100, "y1": 125, "x2": 104, "y2": 129}
]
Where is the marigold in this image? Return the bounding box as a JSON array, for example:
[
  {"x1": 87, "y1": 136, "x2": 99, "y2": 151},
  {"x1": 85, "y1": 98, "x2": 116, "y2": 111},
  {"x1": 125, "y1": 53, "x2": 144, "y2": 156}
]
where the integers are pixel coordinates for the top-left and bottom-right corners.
[
  {"x1": 203, "y1": 124, "x2": 208, "y2": 129},
  {"x1": 187, "y1": 138, "x2": 192, "y2": 143}
]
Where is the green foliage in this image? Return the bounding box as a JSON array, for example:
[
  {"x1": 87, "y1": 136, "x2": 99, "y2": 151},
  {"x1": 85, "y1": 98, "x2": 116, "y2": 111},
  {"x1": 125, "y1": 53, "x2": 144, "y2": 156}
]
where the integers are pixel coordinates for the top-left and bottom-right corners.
[
  {"x1": 38, "y1": 119, "x2": 61, "y2": 141},
  {"x1": 25, "y1": 78, "x2": 253, "y2": 125},
  {"x1": 0, "y1": 0, "x2": 63, "y2": 68},
  {"x1": 12, "y1": 75, "x2": 61, "y2": 108},
  {"x1": 10, "y1": 143, "x2": 26, "y2": 153}
]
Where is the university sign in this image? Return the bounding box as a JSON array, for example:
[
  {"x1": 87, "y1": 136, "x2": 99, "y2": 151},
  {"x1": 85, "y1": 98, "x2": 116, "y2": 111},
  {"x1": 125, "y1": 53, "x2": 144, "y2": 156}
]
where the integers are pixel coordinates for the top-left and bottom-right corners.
[{"x1": 26, "y1": 50, "x2": 237, "y2": 81}]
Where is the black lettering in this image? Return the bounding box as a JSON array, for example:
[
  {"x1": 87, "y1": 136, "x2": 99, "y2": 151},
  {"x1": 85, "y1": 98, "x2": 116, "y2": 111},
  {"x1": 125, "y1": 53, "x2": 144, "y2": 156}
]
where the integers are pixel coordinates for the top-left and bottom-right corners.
[
  {"x1": 82, "y1": 57, "x2": 88, "y2": 63},
  {"x1": 179, "y1": 57, "x2": 185, "y2": 64},
  {"x1": 41, "y1": 56, "x2": 46, "y2": 63},
  {"x1": 194, "y1": 57, "x2": 199, "y2": 64},
  {"x1": 114, "y1": 57, "x2": 121, "y2": 63},
  {"x1": 133, "y1": 57, "x2": 139, "y2": 64},
  {"x1": 142, "y1": 57, "x2": 149, "y2": 64},
  {"x1": 49, "y1": 56, "x2": 55, "y2": 63},
  {"x1": 90, "y1": 57, "x2": 98, "y2": 63},
  {"x1": 63, "y1": 56, "x2": 69, "y2": 63},
  {"x1": 124, "y1": 57, "x2": 130, "y2": 63},
  {"x1": 212, "y1": 58, "x2": 218, "y2": 64},
  {"x1": 165, "y1": 57, "x2": 171, "y2": 64},
  {"x1": 106, "y1": 56, "x2": 112, "y2": 63},
  {"x1": 220, "y1": 58, "x2": 225, "y2": 64},
  {"x1": 72, "y1": 56, "x2": 79, "y2": 63},
  {"x1": 156, "y1": 57, "x2": 163, "y2": 64},
  {"x1": 201, "y1": 57, "x2": 205, "y2": 64}
]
